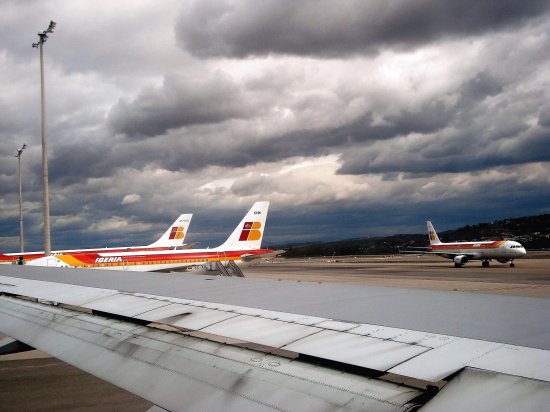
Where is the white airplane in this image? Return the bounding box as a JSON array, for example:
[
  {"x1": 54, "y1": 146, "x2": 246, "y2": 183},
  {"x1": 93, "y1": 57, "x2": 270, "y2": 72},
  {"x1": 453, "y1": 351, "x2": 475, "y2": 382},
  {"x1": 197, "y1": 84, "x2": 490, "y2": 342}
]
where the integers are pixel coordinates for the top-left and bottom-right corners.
[
  {"x1": 0, "y1": 214, "x2": 193, "y2": 265},
  {"x1": 403, "y1": 221, "x2": 527, "y2": 267},
  {"x1": 27, "y1": 202, "x2": 280, "y2": 275}
]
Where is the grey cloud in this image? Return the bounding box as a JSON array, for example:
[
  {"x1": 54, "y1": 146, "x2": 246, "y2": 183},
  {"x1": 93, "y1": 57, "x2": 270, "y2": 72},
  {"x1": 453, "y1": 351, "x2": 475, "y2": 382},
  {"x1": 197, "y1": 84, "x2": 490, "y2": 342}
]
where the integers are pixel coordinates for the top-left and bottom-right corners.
[
  {"x1": 230, "y1": 174, "x2": 278, "y2": 197},
  {"x1": 108, "y1": 73, "x2": 259, "y2": 137},
  {"x1": 458, "y1": 72, "x2": 504, "y2": 103},
  {"x1": 98, "y1": 67, "x2": 537, "y2": 176},
  {"x1": 337, "y1": 123, "x2": 550, "y2": 176},
  {"x1": 176, "y1": 0, "x2": 550, "y2": 58},
  {"x1": 539, "y1": 105, "x2": 550, "y2": 128},
  {"x1": 334, "y1": 68, "x2": 549, "y2": 176},
  {"x1": 47, "y1": 143, "x2": 113, "y2": 186}
]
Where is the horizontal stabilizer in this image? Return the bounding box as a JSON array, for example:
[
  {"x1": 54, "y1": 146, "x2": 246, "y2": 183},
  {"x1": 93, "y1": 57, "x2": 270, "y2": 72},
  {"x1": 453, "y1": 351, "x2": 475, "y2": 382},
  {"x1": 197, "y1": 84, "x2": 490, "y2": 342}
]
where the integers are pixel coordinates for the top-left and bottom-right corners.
[{"x1": 240, "y1": 250, "x2": 285, "y2": 262}]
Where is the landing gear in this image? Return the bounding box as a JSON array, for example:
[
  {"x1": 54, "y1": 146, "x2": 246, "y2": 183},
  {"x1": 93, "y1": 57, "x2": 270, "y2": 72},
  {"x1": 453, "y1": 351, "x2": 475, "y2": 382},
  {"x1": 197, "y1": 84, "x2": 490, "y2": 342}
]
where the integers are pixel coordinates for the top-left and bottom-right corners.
[
  {"x1": 454, "y1": 262, "x2": 462, "y2": 268},
  {"x1": 510, "y1": 261, "x2": 515, "y2": 268},
  {"x1": 482, "y1": 260, "x2": 490, "y2": 268}
]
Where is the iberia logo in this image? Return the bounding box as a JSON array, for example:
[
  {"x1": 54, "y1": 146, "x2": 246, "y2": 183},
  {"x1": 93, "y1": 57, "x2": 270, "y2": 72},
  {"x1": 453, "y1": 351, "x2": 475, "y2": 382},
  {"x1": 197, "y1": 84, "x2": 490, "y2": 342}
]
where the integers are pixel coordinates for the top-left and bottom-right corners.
[
  {"x1": 239, "y1": 221, "x2": 262, "y2": 241},
  {"x1": 169, "y1": 226, "x2": 185, "y2": 240},
  {"x1": 429, "y1": 231, "x2": 436, "y2": 241}
]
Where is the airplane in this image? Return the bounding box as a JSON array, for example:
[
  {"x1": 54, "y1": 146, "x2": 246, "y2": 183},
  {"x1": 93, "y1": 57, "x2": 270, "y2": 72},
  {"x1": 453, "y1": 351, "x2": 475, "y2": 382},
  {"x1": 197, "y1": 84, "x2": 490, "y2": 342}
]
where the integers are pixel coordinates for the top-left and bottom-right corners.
[
  {"x1": 401, "y1": 221, "x2": 527, "y2": 267},
  {"x1": 0, "y1": 265, "x2": 549, "y2": 411},
  {"x1": 26, "y1": 201, "x2": 281, "y2": 275},
  {"x1": 0, "y1": 213, "x2": 193, "y2": 265}
]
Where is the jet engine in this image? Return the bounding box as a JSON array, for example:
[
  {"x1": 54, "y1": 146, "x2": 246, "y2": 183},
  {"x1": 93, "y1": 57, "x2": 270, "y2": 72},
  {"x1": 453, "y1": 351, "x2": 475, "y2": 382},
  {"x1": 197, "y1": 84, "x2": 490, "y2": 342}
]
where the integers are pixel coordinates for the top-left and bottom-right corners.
[
  {"x1": 453, "y1": 255, "x2": 469, "y2": 267},
  {"x1": 496, "y1": 258, "x2": 510, "y2": 264}
]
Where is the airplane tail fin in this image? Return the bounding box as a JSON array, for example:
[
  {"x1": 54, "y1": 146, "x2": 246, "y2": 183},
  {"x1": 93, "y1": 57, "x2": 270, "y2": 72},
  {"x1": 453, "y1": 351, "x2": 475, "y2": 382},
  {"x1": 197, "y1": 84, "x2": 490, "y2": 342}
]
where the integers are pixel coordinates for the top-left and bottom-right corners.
[
  {"x1": 427, "y1": 221, "x2": 441, "y2": 245},
  {"x1": 216, "y1": 201, "x2": 270, "y2": 251},
  {"x1": 148, "y1": 214, "x2": 193, "y2": 248}
]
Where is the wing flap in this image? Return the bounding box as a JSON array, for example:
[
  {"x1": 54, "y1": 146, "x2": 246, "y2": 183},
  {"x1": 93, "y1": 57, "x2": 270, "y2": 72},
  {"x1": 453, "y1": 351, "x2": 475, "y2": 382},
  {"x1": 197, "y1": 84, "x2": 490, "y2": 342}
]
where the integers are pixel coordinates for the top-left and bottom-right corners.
[{"x1": 0, "y1": 294, "x2": 422, "y2": 412}]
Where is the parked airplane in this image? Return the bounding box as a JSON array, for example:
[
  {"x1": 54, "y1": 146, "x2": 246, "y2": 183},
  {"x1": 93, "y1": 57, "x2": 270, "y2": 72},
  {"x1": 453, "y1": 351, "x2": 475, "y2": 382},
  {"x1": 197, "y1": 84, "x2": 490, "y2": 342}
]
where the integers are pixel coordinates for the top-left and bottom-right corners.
[
  {"x1": 402, "y1": 221, "x2": 527, "y2": 267},
  {"x1": 27, "y1": 201, "x2": 280, "y2": 275},
  {"x1": 0, "y1": 214, "x2": 193, "y2": 265}
]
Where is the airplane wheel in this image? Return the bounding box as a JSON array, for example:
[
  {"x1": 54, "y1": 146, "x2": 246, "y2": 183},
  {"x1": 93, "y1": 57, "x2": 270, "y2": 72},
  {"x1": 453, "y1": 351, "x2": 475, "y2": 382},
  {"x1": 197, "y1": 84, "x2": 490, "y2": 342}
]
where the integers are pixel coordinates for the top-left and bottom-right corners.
[
  {"x1": 454, "y1": 263, "x2": 461, "y2": 268},
  {"x1": 482, "y1": 261, "x2": 489, "y2": 268},
  {"x1": 510, "y1": 262, "x2": 515, "y2": 268}
]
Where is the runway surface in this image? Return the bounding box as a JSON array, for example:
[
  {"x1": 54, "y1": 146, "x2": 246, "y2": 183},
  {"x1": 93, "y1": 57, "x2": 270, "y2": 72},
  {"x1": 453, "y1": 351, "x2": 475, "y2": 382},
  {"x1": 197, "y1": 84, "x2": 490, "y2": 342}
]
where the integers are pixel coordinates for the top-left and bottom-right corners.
[{"x1": 1, "y1": 256, "x2": 549, "y2": 410}]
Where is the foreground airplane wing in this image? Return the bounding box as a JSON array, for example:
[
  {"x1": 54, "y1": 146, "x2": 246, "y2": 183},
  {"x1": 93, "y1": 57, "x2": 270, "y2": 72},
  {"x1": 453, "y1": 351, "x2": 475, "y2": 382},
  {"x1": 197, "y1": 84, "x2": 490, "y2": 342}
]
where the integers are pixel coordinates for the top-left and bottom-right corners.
[{"x1": 1, "y1": 267, "x2": 549, "y2": 411}]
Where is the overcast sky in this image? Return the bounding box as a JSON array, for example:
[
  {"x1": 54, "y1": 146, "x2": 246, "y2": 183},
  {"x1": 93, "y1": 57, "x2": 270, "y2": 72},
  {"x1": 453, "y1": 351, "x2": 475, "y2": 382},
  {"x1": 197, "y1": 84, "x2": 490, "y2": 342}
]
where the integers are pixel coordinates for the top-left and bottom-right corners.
[{"x1": 1, "y1": 0, "x2": 549, "y2": 252}]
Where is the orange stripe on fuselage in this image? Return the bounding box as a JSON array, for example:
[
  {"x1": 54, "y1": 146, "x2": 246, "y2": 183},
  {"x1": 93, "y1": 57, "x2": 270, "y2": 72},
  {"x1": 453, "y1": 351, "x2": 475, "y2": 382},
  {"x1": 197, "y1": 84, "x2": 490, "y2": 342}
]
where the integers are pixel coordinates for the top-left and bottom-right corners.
[{"x1": 56, "y1": 255, "x2": 89, "y2": 267}]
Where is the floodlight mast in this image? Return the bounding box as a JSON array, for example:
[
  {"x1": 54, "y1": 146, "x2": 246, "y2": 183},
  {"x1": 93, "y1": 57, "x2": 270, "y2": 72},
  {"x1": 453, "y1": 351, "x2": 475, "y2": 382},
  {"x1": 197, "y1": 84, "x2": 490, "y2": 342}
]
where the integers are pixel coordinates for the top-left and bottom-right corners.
[
  {"x1": 32, "y1": 20, "x2": 56, "y2": 256},
  {"x1": 14, "y1": 144, "x2": 27, "y2": 253}
]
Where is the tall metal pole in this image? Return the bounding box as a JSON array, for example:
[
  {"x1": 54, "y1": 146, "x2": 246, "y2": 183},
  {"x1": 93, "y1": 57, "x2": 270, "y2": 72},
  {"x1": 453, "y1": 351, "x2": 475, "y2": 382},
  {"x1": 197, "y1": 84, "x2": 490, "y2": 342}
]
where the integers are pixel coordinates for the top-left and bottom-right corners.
[
  {"x1": 15, "y1": 144, "x2": 27, "y2": 253},
  {"x1": 39, "y1": 40, "x2": 51, "y2": 256},
  {"x1": 33, "y1": 21, "x2": 56, "y2": 257}
]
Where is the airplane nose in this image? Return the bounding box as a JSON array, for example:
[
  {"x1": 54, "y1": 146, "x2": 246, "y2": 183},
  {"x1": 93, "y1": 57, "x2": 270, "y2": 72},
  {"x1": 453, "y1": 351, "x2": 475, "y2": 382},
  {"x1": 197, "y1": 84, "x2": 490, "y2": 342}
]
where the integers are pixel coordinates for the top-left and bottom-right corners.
[{"x1": 514, "y1": 247, "x2": 527, "y2": 257}]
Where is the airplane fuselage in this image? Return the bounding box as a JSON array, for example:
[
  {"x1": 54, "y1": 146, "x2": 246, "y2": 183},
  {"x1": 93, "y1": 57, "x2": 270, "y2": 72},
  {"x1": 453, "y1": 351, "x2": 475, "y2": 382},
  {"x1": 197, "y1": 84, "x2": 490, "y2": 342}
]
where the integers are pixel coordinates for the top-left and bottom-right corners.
[
  {"x1": 0, "y1": 246, "x2": 176, "y2": 265},
  {"x1": 431, "y1": 240, "x2": 526, "y2": 264},
  {"x1": 30, "y1": 247, "x2": 276, "y2": 272}
]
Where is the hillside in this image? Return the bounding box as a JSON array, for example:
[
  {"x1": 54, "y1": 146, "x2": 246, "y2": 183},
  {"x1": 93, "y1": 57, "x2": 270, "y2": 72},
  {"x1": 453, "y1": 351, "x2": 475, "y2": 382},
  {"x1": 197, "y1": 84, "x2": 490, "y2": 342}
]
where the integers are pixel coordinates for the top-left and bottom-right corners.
[{"x1": 275, "y1": 214, "x2": 550, "y2": 257}]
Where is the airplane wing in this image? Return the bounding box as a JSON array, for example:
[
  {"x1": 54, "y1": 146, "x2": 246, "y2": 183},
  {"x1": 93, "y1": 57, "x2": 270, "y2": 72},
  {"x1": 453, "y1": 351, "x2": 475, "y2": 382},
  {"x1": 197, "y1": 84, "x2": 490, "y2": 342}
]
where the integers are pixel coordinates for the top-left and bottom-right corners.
[
  {"x1": 240, "y1": 249, "x2": 285, "y2": 262},
  {"x1": 1, "y1": 266, "x2": 549, "y2": 411},
  {"x1": 398, "y1": 247, "x2": 477, "y2": 259}
]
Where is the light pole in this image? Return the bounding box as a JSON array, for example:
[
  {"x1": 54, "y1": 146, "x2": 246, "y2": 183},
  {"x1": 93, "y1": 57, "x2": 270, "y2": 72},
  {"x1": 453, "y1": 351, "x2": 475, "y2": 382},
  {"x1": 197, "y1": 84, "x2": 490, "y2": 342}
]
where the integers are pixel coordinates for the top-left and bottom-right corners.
[
  {"x1": 14, "y1": 144, "x2": 27, "y2": 253},
  {"x1": 32, "y1": 20, "x2": 56, "y2": 256}
]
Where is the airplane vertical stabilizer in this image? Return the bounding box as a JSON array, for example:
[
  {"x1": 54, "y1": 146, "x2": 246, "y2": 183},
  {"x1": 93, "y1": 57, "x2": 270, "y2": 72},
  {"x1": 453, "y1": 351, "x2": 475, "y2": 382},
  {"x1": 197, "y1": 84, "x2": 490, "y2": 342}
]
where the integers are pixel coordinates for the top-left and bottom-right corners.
[
  {"x1": 216, "y1": 202, "x2": 270, "y2": 251},
  {"x1": 427, "y1": 221, "x2": 442, "y2": 245},
  {"x1": 148, "y1": 214, "x2": 193, "y2": 247}
]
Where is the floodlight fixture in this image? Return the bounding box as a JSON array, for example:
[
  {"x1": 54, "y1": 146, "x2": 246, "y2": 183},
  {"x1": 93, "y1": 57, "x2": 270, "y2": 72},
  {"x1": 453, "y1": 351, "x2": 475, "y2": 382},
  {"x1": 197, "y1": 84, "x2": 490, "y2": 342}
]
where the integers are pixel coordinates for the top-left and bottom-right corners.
[
  {"x1": 15, "y1": 143, "x2": 27, "y2": 157},
  {"x1": 32, "y1": 21, "x2": 56, "y2": 48}
]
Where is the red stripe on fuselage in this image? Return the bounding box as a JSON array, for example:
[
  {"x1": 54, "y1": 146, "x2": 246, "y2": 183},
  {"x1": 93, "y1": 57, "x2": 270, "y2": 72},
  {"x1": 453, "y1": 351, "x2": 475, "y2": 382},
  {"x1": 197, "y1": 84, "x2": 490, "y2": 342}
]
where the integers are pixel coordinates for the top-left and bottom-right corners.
[
  {"x1": 0, "y1": 246, "x2": 174, "y2": 263},
  {"x1": 62, "y1": 249, "x2": 273, "y2": 266}
]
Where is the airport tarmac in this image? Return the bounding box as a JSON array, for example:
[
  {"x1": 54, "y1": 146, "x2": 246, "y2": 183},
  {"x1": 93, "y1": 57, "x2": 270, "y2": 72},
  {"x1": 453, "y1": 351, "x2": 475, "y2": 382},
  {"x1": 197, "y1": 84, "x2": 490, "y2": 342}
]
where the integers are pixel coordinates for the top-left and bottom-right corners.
[
  {"x1": 246, "y1": 255, "x2": 550, "y2": 297},
  {"x1": 1, "y1": 256, "x2": 549, "y2": 411}
]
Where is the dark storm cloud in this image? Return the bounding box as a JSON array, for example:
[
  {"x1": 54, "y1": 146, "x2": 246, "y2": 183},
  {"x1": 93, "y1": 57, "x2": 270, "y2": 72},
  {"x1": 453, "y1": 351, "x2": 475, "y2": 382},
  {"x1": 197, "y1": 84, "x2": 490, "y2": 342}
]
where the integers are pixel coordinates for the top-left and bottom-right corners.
[
  {"x1": 108, "y1": 73, "x2": 261, "y2": 138},
  {"x1": 248, "y1": 103, "x2": 452, "y2": 162},
  {"x1": 46, "y1": 143, "x2": 114, "y2": 185},
  {"x1": 176, "y1": 0, "x2": 550, "y2": 58},
  {"x1": 133, "y1": 103, "x2": 451, "y2": 173},
  {"x1": 337, "y1": 124, "x2": 550, "y2": 176},
  {"x1": 197, "y1": 72, "x2": 500, "y2": 171},
  {"x1": 98, "y1": 67, "x2": 539, "y2": 177},
  {"x1": 539, "y1": 105, "x2": 550, "y2": 127}
]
